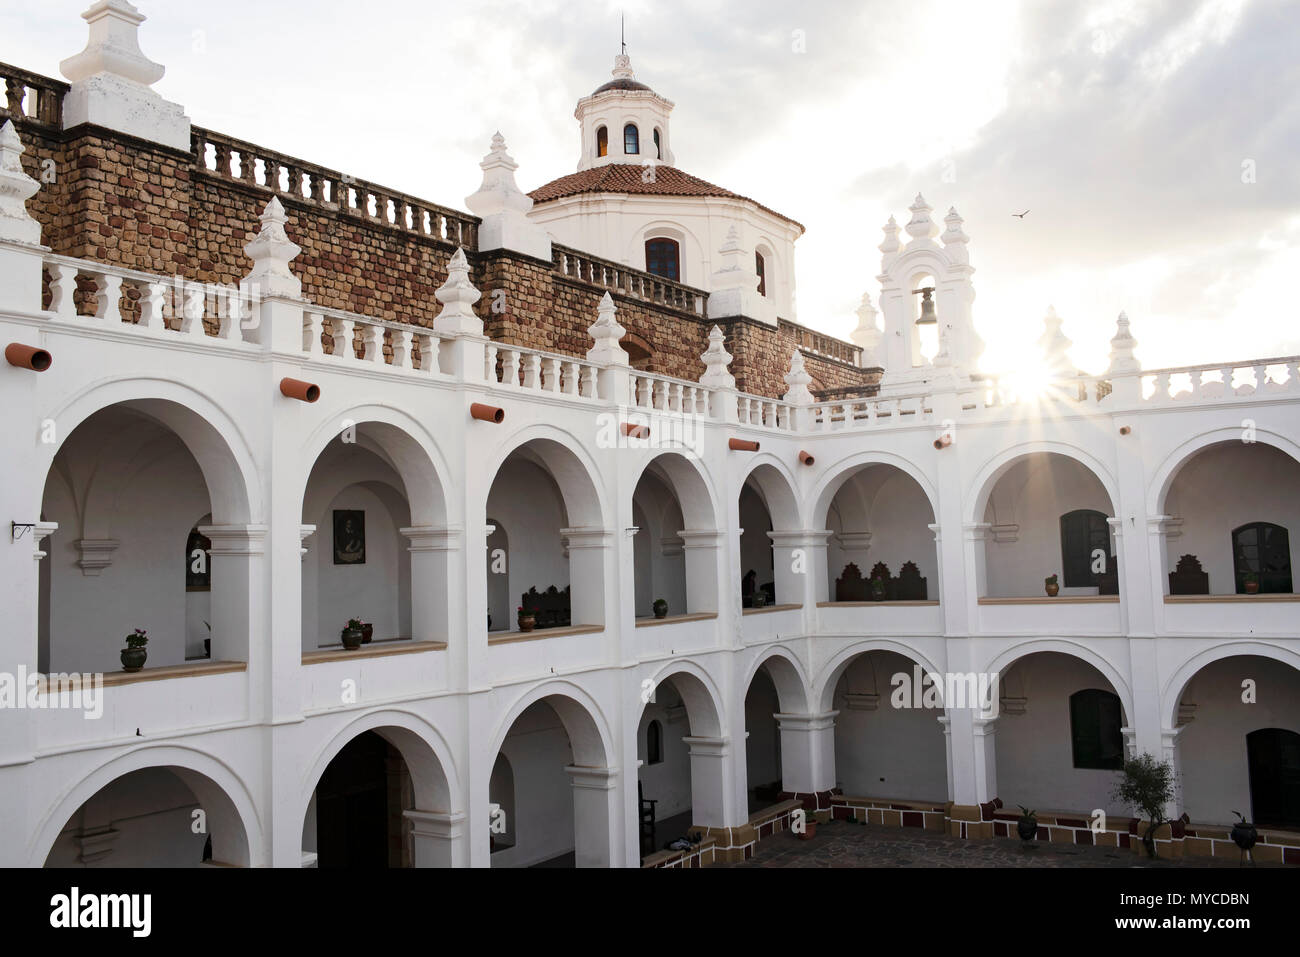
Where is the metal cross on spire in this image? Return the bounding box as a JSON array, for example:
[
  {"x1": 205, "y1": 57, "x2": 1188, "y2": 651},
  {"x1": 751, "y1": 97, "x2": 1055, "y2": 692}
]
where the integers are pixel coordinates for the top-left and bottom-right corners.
[{"x1": 621, "y1": 12, "x2": 626, "y2": 54}]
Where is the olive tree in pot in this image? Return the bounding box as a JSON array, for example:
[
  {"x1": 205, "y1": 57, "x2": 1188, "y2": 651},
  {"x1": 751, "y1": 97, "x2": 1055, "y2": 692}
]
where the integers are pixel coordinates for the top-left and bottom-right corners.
[
  {"x1": 1111, "y1": 752, "x2": 1176, "y2": 859},
  {"x1": 121, "y1": 628, "x2": 148, "y2": 672}
]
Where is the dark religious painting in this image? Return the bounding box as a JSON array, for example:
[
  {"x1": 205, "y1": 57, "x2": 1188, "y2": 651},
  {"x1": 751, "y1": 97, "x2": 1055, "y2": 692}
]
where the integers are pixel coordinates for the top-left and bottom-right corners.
[{"x1": 333, "y1": 510, "x2": 366, "y2": 565}]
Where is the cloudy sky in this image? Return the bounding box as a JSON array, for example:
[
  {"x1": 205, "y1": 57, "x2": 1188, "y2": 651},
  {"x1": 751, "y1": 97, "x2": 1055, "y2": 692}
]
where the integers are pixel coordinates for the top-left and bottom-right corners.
[{"x1": 6, "y1": 0, "x2": 1298, "y2": 374}]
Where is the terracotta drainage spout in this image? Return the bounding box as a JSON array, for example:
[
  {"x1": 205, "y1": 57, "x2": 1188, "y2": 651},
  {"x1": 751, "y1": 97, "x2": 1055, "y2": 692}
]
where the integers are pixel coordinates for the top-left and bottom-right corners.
[
  {"x1": 798, "y1": 450, "x2": 815, "y2": 466},
  {"x1": 5, "y1": 343, "x2": 52, "y2": 372},
  {"x1": 470, "y1": 402, "x2": 505, "y2": 423},
  {"x1": 729, "y1": 438, "x2": 760, "y2": 452},
  {"x1": 933, "y1": 435, "x2": 952, "y2": 450},
  {"x1": 622, "y1": 423, "x2": 650, "y2": 439},
  {"x1": 279, "y1": 377, "x2": 320, "y2": 402}
]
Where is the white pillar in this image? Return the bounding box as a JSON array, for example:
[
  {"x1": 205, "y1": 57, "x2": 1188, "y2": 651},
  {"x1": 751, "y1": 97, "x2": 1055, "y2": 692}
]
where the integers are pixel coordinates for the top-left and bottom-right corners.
[
  {"x1": 560, "y1": 527, "x2": 612, "y2": 627},
  {"x1": 565, "y1": 766, "x2": 620, "y2": 867},
  {"x1": 404, "y1": 809, "x2": 467, "y2": 867},
  {"x1": 400, "y1": 526, "x2": 460, "y2": 642},
  {"x1": 683, "y1": 735, "x2": 736, "y2": 828},
  {"x1": 197, "y1": 524, "x2": 266, "y2": 664},
  {"x1": 678, "y1": 529, "x2": 722, "y2": 614},
  {"x1": 775, "y1": 711, "x2": 838, "y2": 794}
]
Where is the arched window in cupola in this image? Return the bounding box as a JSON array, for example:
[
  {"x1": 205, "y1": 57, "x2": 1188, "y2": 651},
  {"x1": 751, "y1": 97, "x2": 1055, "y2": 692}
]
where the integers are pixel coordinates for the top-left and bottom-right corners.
[
  {"x1": 755, "y1": 251, "x2": 767, "y2": 297},
  {"x1": 653, "y1": 128, "x2": 662, "y2": 160},
  {"x1": 624, "y1": 123, "x2": 640, "y2": 155},
  {"x1": 645, "y1": 238, "x2": 679, "y2": 281},
  {"x1": 596, "y1": 125, "x2": 608, "y2": 157}
]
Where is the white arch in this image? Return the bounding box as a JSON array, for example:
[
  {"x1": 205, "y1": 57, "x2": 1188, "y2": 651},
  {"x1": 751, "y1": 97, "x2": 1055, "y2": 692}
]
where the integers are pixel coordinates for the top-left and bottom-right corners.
[
  {"x1": 490, "y1": 680, "x2": 616, "y2": 769},
  {"x1": 809, "y1": 449, "x2": 939, "y2": 531},
  {"x1": 815, "y1": 639, "x2": 946, "y2": 713},
  {"x1": 300, "y1": 709, "x2": 461, "y2": 826},
  {"x1": 739, "y1": 456, "x2": 803, "y2": 530},
  {"x1": 483, "y1": 424, "x2": 609, "y2": 529},
  {"x1": 742, "y1": 645, "x2": 812, "y2": 714},
  {"x1": 38, "y1": 376, "x2": 261, "y2": 524},
  {"x1": 1160, "y1": 641, "x2": 1300, "y2": 729},
  {"x1": 30, "y1": 744, "x2": 263, "y2": 867},
  {"x1": 967, "y1": 441, "x2": 1119, "y2": 525},
  {"x1": 633, "y1": 449, "x2": 721, "y2": 531},
  {"x1": 644, "y1": 659, "x2": 726, "y2": 738},
  {"x1": 980, "y1": 639, "x2": 1134, "y2": 722},
  {"x1": 1147, "y1": 427, "x2": 1300, "y2": 515}
]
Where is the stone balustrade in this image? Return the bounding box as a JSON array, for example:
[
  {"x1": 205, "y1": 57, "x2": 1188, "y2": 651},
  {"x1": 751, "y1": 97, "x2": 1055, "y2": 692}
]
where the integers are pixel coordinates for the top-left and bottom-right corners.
[
  {"x1": 553, "y1": 244, "x2": 707, "y2": 317},
  {"x1": 0, "y1": 62, "x2": 66, "y2": 129}
]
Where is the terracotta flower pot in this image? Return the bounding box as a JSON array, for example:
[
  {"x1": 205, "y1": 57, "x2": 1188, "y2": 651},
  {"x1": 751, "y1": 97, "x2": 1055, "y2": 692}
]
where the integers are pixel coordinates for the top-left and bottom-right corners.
[
  {"x1": 799, "y1": 819, "x2": 817, "y2": 840},
  {"x1": 518, "y1": 614, "x2": 536, "y2": 633},
  {"x1": 1244, "y1": 581, "x2": 1260, "y2": 595},
  {"x1": 1045, "y1": 583, "x2": 1060, "y2": 597},
  {"x1": 120, "y1": 647, "x2": 147, "y2": 673},
  {"x1": 341, "y1": 627, "x2": 363, "y2": 650},
  {"x1": 653, "y1": 601, "x2": 668, "y2": 619}
]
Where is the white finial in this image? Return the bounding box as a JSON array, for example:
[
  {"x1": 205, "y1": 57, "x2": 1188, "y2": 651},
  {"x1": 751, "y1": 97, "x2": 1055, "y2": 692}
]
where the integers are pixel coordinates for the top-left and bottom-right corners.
[
  {"x1": 879, "y1": 215, "x2": 900, "y2": 255},
  {"x1": 242, "y1": 196, "x2": 301, "y2": 298},
  {"x1": 941, "y1": 206, "x2": 969, "y2": 246},
  {"x1": 1108, "y1": 310, "x2": 1140, "y2": 374},
  {"x1": 850, "y1": 292, "x2": 882, "y2": 365},
  {"x1": 0, "y1": 121, "x2": 43, "y2": 245},
  {"x1": 905, "y1": 194, "x2": 938, "y2": 241},
  {"x1": 432, "y1": 247, "x2": 483, "y2": 336},
  {"x1": 464, "y1": 132, "x2": 550, "y2": 259},
  {"x1": 612, "y1": 53, "x2": 634, "y2": 79},
  {"x1": 1038, "y1": 305, "x2": 1074, "y2": 377},
  {"x1": 699, "y1": 325, "x2": 735, "y2": 389},
  {"x1": 782, "y1": 350, "x2": 814, "y2": 405},
  {"x1": 586, "y1": 292, "x2": 628, "y2": 365}
]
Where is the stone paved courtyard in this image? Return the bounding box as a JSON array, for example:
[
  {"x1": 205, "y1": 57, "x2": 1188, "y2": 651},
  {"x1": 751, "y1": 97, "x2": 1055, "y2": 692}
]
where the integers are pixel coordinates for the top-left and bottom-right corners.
[{"x1": 724, "y1": 820, "x2": 1280, "y2": 868}]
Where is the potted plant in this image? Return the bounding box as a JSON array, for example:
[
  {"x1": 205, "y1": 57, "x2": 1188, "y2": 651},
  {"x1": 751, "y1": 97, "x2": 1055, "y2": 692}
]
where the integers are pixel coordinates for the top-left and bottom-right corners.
[
  {"x1": 1230, "y1": 811, "x2": 1258, "y2": 860},
  {"x1": 517, "y1": 605, "x2": 535, "y2": 633},
  {"x1": 869, "y1": 577, "x2": 887, "y2": 602},
  {"x1": 1111, "y1": 752, "x2": 1176, "y2": 859},
  {"x1": 341, "y1": 617, "x2": 364, "y2": 650},
  {"x1": 360, "y1": 621, "x2": 374, "y2": 644},
  {"x1": 752, "y1": 591, "x2": 767, "y2": 609},
  {"x1": 652, "y1": 598, "x2": 668, "y2": 619},
  {"x1": 1017, "y1": 805, "x2": 1039, "y2": 843},
  {"x1": 1243, "y1": 571, "x2": 1260, "y2": 595},
  {"x1": 1044, "y1": 573, "x2": 1060, "y2": 597},
  {"x1": 121, "y1": 628, "x2": 148, "y2": 673},
  {"x1": 797, "y1": 809, "x2": 817, "y2": 840}
]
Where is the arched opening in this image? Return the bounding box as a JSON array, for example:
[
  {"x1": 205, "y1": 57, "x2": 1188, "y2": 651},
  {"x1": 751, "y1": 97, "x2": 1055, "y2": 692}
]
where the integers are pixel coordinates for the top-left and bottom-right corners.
[
  {"x1": 645, "y1": 237, "x2": 680, "y2": 281},
  {"x1": 1172, "y1": 654, "x2": 1300, "y2": 827},
  {"x1": 977, "y1": 452, "x2": 1116, "y2": 598},
  {"x1": 491, "y1": 692, "x2": 613, "y2": 867},
  {"x1": 631, "y1": 453, "x2": 718, "y2": 619},
  {"x1": 486, "y1": 518, "x2": 510, "y2": 632},
  {"x1": 740, "y1": 462, "x2": 802, "y2": 607},
  {"x1": 489, "y1": 753, "x2": 516, "y2": 852},
  {"x1": 755, "y1": 251, "x2": 767, "y2": 297},
  {"x1": 1161, "y1": 441, "x2": 1300, "y2": 595},
  {"x1": 636, "y1": 669, "x2": 725, "y2": 860},
  {"x1": 38, "y1": 401, "x2": 251, "y2": 673},
  {"x1": 739, "y1": 483, "x2": 774, "y2": 607},
  {"x1": 185, "y1": 519, "x2": 212, "y2": 659},
  {"x1": 653, "y1": 127, "x2": 662, "y2": 160},
  {"x1": 486, "y1": 438, "x2": 606, "y2": 633},
  {"x1": 596, "y1": 125, "x2": 608, "y2": 157},
  {"x1": 820, "y1": 463, "x2": 937, "y2": 603},
  {"x1": 909, "y1": 270, "x2": 938, "y2": 364},
  {"x1": 44, "y1": 765, "x2": 249, "y2": 867},
  {"x1": 623, "y1": 123, "x2": 639, "y2": 155},
  {"x1": 994, "y1": 651, "x2": 1130, "y2": 817},
  {"x1": 827, "y1": 650, "x2": 948, "y2": 804},
  {"x1": 305, "y1": 730, "x2": 413, "y2": 867},
  {"x1": 744, "y1": 666, "x2": 782, "y2": 811}
]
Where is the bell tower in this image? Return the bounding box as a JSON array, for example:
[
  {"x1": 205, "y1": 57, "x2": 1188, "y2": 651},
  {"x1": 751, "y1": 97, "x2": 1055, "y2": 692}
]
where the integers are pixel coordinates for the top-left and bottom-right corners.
[
  {"x1": 573, "y1": 52, "x2": 675, "y2": 172},
  {"x1": 875, "y1": 194, "x2": 983, "y2": 395}
]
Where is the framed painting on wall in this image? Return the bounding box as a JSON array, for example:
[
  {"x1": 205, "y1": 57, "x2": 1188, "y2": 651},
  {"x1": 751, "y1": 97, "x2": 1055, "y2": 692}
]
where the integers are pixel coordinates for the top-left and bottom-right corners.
[{"x1": 333, "y1": 510, "x2": 365, "y2": 565}]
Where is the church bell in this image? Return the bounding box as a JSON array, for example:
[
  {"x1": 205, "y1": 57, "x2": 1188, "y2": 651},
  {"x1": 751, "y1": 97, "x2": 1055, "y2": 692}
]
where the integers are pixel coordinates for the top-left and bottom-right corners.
[{"x1": 913, "y1": 286, "x2": 937, "y2": 325}]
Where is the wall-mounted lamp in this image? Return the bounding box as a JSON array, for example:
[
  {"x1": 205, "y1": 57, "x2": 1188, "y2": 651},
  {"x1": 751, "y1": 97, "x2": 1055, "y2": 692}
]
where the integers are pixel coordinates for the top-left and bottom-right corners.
[
  {"x1": 729, "y1": 438, "x2": 760, "y2": 452},
  {"x1": 5, "y1": 343, "x2": 52, "y2": 371},
  {"x1": 279, "y1": 378, "x2": 320, "y2": 402},
  {"x1": 470, "y1": 402, "x2": 505, "y2": 423}
]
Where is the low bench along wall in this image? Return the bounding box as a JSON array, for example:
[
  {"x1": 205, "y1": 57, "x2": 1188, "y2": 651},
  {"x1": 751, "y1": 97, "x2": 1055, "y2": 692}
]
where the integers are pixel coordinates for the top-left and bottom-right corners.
[
  {"x1": 641, "y1": 835, "x2": 718, "y2": 869},
  {"x1": 832, "y1": 794, "x2": 947, "y2": 832}
]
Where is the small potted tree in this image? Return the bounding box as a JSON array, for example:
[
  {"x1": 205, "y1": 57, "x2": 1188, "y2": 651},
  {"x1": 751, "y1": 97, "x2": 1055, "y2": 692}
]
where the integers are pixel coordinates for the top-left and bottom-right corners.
[
  {"x1": 1017, "y1": 805, "x2": 1039, "y2": 843},
  {"x1": 1230, "y1": 810, "x2": 1258, "y2": 862},
  {"x1": 869, "y1": 577, "x2": 887, "y2": 602},
  {"x1": 341, "y1": 617, "x2": 364, "y2": 650},
  {"x1": 652, "y1": 598, "x2": 668, "y2": 619},
  {"x1": 1044, "y1": 573, "x2": 1060, "y2": 597},
  {"x1": 121, "y1": 628, "x2": 148, "y2": 673},
  {"x1": 797, "y1": 808, "x2": 817, "y2": 840},
  {"x1": 1242, "y1": 571, "x2": 1260, "y2": 595},
  {"x1": 1111, "y1": 752, "x2": 1176, "y2": 859},
  {"x1": 517, "y1": 605, "x2": 536, "y2": 633}
]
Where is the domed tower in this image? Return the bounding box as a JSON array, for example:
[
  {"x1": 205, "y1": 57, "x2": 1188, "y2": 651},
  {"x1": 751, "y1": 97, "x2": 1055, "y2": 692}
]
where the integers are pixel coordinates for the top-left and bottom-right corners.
[{"x1": 528, "y1": 52, "x2": 804, "y2": 326}]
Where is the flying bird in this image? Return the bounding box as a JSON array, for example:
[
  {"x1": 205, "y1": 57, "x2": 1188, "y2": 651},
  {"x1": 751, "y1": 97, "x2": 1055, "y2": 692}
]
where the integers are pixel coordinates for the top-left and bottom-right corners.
[{"x1": 1012, "y1": 210, "x2": 1030, "y2": 218}]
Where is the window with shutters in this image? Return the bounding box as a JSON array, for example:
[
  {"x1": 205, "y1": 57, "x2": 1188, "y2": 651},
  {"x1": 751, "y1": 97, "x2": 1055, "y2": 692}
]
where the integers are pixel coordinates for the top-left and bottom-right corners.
[
  {"x1": 1232, "y1": 522, "x2": 1292, "y2": 593},
  {"x1": 1070, "y1": 688, "x2": 1124, "y2": 770},
  {"x1": 1060, "y1": 509, "x2": 1110, "y2": 587}
]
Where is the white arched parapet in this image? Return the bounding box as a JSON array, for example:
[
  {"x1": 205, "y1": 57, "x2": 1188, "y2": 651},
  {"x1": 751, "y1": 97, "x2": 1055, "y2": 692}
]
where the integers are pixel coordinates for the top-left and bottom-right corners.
[
  {"x1": 742, "y1": 645, "x2": 812, "y2": 715},
  {"x1": 30, "y1": 744, "x2": 265, "y2": 867},
  {"x1": 37, "y1": 377, "x2": 262, "y2": 524},
  {"x1": 489, "y1": 679, "x2": 617, "y2": 769},
  {"x1": 814, "y1": 639, "x2": 946, "y2": 714},
  {"x1": 980, "y1": 638, "x2": 1135, "y2": 723},
  {"x1": 809, "y1": 449, "x2": 940, "y2": 531},
  {"x1": 644, "y1": 658, "x2": 727, "y2": 738},
  {"x1": 482, "y1": 423, "x2": 609, "y2": 530},
  {"x1": 1159, "y1": 640, "x2": 1300, "y2": 729},
  {"x1": 738, "y1": 455, "x2": 804, "y2": 531},
  {"x1": 300, "y1": 708, "x2": 461, "y2": 822},
  {"x1": 297, "y1": 401, "x2": 454, "y2": 528},
  {"x1": 966, "y1": 441, "x2": 1119, "y2": 526},
  {"x1": 1146, "y1": 427, "x2": 1300, "y2": 516}
]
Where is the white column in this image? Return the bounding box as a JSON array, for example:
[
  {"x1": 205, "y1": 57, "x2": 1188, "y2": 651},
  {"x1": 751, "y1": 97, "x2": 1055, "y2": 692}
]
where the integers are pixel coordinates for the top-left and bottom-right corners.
[
  {"x1": 683, "y1": 735, "x2": 737, "y2": 828},
  {"x1": 560, "y1": 527, "x2": 612, "y2": 627},
  {"x1": 565, "y1": 766, "x2": 620, "y2": 867},
  {"x1": 775, "y1": 711, "x2": 838, "y2": 794},
  {"x1": 404, "y1": 809, "x2": 467, "y2": 867},
  {"x1": 768, "y1": 530, "x2": 830, "y2": 609},
  {"x1": 677, "y1": 529, "x2": 722, "y2": 614},
  {"x1": 197, "y1": 524, "x2": 266, "y2": 663},
  {"x1": 400, "y1": 526, "x2": 460, "y2": 642}
]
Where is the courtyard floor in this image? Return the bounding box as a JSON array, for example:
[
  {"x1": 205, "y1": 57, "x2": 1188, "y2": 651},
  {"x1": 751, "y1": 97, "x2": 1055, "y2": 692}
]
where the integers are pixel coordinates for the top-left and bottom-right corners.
[{"x1": 723, "y1": 820, "x2": 1279, "y2": 868}]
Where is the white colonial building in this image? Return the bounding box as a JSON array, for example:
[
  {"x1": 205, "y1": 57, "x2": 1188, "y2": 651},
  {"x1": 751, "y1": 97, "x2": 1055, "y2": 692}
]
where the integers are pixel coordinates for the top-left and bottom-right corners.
[{"x1": 0, "y1": 2, "x2": 1297, "y2": 868}]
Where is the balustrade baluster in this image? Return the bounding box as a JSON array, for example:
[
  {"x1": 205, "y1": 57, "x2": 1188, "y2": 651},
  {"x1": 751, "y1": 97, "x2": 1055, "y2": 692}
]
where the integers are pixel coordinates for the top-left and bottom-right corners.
[
  {"x1": 502, "y1": 349, "x2": 521, "y2": 386},
  {"x1": 303, "y1": 312, "x2": 324, "y2": 355},
  {"x1": 90, "y1": 272, "x2": 123, "y2": 323},
  {"x1": 543, "y1": 357, "x2": 561, "y2": 392},
  {"x1": 563, "y1": 361, "x2": 580, "y2": 395},
  {"x1": 359, "y1": 323, "x2": 382, "y2": 362},
  {"x1": 1252, "y1": 363, "x2": 1268, "y2": 393},
  {"x1": 334, "y1": 316, "x2": 356, "y2": 359},
  {"x1": 1218, "y1": 366, "x2": 1234, "y2": 396},
  {"x1": 484, "y1": 343, "x2": 498, "y2": 381},
  {"x1": 581, "y1": 364, "x2": 599, "y2": 399},
  {"x1": 139, "y1": 281, "x2": 167, "y2": 330}
]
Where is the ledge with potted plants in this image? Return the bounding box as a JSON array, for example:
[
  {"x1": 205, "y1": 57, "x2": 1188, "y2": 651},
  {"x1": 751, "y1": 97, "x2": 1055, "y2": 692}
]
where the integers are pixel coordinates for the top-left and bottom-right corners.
[
  {"x1": 487, "y1": 609, "x2": 604, "y2": 645},
  {"x1": 88, "y1": 628, "x2": 246, "y2": 689},
  {"x1": 301, "y1": 616, "x2": 445, "y2": 664},
  {"x1": 634, "y1": 597, "x2": 719, "y2": 628}
]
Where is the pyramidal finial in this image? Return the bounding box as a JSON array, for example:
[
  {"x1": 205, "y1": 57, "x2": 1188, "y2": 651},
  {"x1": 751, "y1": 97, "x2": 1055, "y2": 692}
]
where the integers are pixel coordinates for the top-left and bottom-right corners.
[
  {"x1": 905, "y1": 193, "x2": 938, "y2": 241},
  {"x1": 699, "y1": 325, "x2": 735, "y2": 389},
  {"x1": 1107, "y1": 310, "x2": 1140, "y2": 374},
  {"x1": 1038, "y1": 305, "x2": 1074, "y2": 374},
  {"x1": 243, "y1": 196, "x2": 301, "y2": 298},
  {"x1": 587, "y1": 291, "x2": 628, "y2": 365},
  {"x1": 782, "y1": 350, "x2": 814, "y2": 405},
  {"x1": 432, "y1": 247, "x2": 484, "y2": 336},
  {"x1": 850, "y1": 292, "x2": 883, "y2": 365},
  {"x1": 0, "y1": 120, "x2": 43, "y2": 245},
  {"x1": 941, "y1": 206, "x2": 969, "y2": 246},
  {"x1": 879, "y1": 215, "x2": 901, "y2": 255}
]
